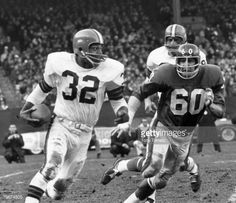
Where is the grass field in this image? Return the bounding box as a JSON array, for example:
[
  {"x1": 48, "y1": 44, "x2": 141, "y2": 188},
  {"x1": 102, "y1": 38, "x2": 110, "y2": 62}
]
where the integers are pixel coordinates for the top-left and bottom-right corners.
[{"x1": 1, "y1": 142, "x2": 236, "y2": 203}]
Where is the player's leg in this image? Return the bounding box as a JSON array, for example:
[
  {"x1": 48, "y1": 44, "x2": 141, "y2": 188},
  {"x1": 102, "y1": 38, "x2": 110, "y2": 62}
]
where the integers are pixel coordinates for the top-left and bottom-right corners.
[
  {"x1": 25, "y1": 121, "x2": 67, "y2": 203},
  {"x1": 101, "y1": 156, "x2": 145, "y2": 185},
  {"x1": 124, "y1": 144, "x2": 177, "y2": 202},
  {"x1": 180, "y1": 143, "x2": 202, "y2": 192},
  {"x1": 101, "y1": 131, "x2": 157, "y2": 185},
  {"x1": 45, "y1": 128, "x2": 92, "y2": 200}
]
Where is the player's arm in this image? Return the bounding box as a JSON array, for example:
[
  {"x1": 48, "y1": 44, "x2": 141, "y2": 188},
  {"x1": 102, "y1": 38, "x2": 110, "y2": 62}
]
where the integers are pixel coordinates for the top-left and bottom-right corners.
[
  {"x1": 144, "y1": 59, "x2": 158, "y2": 114},
  {"x1": 205, "y1": 68, "x2": 225, "y2": 118},
  {"x1": 106, "y1": 71, "x2": 129, "y2": 125},
  {"x1": 128, "y1": 78, "x2": 165, "y2": 125},
  {"x1": 207, "y1": 84, "x2": 225, "y2": 118},
  {"x1": 20, "y1": 55, "x2": 54, "y2": 125}
]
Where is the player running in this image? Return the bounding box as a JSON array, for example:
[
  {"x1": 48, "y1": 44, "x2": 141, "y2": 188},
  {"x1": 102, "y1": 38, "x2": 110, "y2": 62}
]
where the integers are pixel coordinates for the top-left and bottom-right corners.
[
  {"x1": 20, "y1": 28, "x2": 129, "y2": 203},
  {"x1": 102, "y1": 24, "x2": 207, "y2": 203},
  {"x1": 104, "y1": 43, "x2": 225, "y2": 203}
]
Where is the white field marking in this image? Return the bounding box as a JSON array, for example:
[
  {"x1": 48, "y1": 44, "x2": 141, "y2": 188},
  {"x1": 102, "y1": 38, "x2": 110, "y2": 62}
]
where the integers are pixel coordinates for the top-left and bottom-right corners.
[
  {"x1": 0, "y1": 169, "x2": 37, "y2": 180},
  {"x1": 0, "y1": 171, "x2": 23, "y2": 179},
  {"x1": 214, "y1": 160, "x2": 236, "y2": 164}
]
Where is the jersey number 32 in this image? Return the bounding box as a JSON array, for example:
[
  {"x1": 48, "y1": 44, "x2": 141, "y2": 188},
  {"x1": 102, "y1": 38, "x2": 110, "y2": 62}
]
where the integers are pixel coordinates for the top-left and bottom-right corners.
[{"x1": 62, "y1": 70, "x2": 99, "y2": 104}]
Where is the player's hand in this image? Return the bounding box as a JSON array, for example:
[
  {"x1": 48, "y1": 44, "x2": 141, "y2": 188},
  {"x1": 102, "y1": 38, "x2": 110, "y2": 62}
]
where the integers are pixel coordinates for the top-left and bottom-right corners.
[
  {"x1": 204, "y1": 88, "x2": 214, "y2": 106},
  {"x1": 114, "y1": 106, "x2": 129, "y2": 125},
  {"x1": 145, "y1": 102, "x2": 157, "y2": 114},
  {"x1": 19, "y1": 102, "x2": 42, "y2": 127},
  {"x1": 111, "y1": 122, "x2": 130, "y2": 137}
]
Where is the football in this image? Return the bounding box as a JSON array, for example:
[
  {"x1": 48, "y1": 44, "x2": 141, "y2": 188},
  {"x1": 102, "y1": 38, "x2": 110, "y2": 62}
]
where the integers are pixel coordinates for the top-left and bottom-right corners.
[{"x1": 30, "y1": 103, "x2": 52, "y2": 123}]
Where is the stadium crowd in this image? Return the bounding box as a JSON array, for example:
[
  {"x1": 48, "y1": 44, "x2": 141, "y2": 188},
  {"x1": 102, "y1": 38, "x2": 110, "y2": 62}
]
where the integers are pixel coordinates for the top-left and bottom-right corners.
[{"x1": 0, "y1": 0, "x2": 236, "y2": 107}]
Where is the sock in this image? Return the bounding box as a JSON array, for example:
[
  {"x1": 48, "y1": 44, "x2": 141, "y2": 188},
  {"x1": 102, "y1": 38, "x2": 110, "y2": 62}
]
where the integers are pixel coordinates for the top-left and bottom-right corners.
[
  {"x1": 25, "y1": 196, "x2": 40, "y2": 203},
  {"x1": 123, "y1": 192, "x2": 141, "y2": 203},
  {"x1": 117, "y1": 157, "x2": 144, "y2": 173},
  {"x1": 186, "y1": 157, "x2": 198, "y2": 174},
  {"x1": 25, "y1": 171, "x2": 48, "y2": 202}
]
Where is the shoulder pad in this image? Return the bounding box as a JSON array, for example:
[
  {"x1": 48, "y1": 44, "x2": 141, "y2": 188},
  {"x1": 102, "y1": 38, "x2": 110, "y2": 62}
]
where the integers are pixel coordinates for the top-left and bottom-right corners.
[
  {"x1": 45, "y1": 52, "x2": 72, "y2": 75},
  {"x1": 97, "y1": 58, "x2": 124, "y2": 82}
]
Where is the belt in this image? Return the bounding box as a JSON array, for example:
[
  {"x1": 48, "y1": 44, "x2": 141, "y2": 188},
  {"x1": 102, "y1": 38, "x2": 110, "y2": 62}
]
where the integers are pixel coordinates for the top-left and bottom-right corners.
[{"x1": 56, "y1": 116, "x2": 92, "y2": 133}]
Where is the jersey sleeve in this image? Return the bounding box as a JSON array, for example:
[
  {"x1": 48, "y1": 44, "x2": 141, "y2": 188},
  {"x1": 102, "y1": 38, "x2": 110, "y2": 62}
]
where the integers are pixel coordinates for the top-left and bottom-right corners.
[
  {"x1": 106, "y1": 65, "x2": 124, "y2": 100},
  {"x1": 43, "y1": 53, "x2": 60, "y2": 89},
  {"x1": 211, "y1": 67, "x2": 225, "y2": 106},
  {"x1": 146, "y1": 53, "x2": 155, "y2": 72},
  {"x1": 132, "y1": 68, "x2": 169, "y2": 101}
]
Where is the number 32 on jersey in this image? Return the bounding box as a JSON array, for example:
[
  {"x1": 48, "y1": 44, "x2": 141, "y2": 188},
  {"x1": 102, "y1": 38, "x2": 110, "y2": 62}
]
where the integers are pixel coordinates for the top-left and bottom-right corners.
[
  {"x1": 170, "y1": 88, "x2": 205, "y2": 115},
  {"x1": 62, "y1": 70, "x2": 99, "y2": 104}
]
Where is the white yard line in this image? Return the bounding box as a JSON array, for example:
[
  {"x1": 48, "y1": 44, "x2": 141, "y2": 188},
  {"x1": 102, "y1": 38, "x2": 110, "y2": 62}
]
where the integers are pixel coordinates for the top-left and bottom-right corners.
[
  {"x1": 0, "y1": 169, "x2": 38, "y2": 180},
  {"x1": 0, "y1": 171, "x2": 23, "y2": 179},
  {"x1": 214, "y1": 160, "x2": 236, "y2": 164}
]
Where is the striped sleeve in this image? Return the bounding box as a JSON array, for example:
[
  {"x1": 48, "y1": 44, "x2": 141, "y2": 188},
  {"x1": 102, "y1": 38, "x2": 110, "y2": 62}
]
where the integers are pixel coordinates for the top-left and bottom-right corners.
[
  {"x1": 107, "y1": 86, "x2": 123, "y2": 100},
  {"x1": 39, "y1": 78, "x2": 53, "y2": 93}
]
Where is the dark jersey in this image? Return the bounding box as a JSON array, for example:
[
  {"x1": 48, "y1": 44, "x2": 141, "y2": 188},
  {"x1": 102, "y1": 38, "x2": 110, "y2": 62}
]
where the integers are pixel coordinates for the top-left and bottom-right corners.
[{"x1": 133, "y1": 64, "x2": 225, "y2": 132}]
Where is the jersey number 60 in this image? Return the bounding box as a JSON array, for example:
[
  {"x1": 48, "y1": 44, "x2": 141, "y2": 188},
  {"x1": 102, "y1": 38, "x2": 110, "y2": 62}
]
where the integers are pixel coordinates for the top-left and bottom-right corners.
[{"x1": 170, "y1": 88, "x2": 205, "y2": 115}]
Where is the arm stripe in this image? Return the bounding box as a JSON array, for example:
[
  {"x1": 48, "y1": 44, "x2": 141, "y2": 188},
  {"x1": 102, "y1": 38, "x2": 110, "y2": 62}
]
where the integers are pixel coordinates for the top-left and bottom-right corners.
[
  {"x1": 39, "y1": 78, "x2": 53, "y2": 93},
  {"x1": 107, "y1": 86, "x2": 123, "y2": 100}
]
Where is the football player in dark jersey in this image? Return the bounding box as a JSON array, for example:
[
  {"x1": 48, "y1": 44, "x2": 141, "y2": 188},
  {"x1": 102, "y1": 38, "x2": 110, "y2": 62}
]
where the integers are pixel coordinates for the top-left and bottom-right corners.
[{"x1": 104, "y1": 43, "x2": 225, "y2": 203}]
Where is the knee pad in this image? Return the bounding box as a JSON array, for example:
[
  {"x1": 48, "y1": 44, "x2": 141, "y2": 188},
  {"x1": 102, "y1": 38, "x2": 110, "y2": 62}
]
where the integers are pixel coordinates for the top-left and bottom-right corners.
[{"x1": 41, "y1": 163, "x2": 59, "y2": 181}]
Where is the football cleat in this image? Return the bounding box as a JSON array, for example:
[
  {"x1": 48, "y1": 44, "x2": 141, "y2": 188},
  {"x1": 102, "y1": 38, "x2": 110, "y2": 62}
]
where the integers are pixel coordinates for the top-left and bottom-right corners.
[
  {"x1": 189, "y1": 164, "x2": 201, "y2": 192},
  {"x1": 101, "y1": 159, "x2": 122, "y2": 185}
]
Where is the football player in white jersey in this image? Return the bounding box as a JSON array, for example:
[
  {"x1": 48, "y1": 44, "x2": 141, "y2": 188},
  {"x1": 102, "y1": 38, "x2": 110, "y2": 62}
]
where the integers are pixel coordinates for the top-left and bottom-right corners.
[
  {"x1": 20, "y1": 28, "x2": 129, "y2": 203},
  {"x1": 101, "y1": 24, "x2": 207, "y2": 203}
]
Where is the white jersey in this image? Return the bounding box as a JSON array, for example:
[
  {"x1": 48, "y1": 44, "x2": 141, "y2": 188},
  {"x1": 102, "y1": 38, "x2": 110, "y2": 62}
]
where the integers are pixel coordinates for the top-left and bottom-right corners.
[
  {"x1": 147, "y1": 46, "x2": 207, "y2": 72},
  {"x1": 44, "y1": 52, "x2": 124, "y2": 126}
]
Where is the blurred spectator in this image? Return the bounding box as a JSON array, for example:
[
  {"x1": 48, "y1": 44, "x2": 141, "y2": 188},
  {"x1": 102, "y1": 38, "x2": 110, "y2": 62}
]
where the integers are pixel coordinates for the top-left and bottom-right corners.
[
  {"x1": 134, "y1": 118, "x2": 150, "y2": 146},
  {"x1": 2, "y1": 124, "x2": 25, "y2": 163},
  {"x1": 88, "y1": 128, "x2": 102, "y2": 159},
  {"x1": 1, "y1": 0, "x2": 236, "y2": 106},
  {"x1": 0, "y1": 89, "x2": 8, "y2": 110},
  {"x1": 196, "y1": 109, "x2": 221, "y2": 154},
  {"x1": 110, "y1": 130, "x2": 130, "y2": 158}
]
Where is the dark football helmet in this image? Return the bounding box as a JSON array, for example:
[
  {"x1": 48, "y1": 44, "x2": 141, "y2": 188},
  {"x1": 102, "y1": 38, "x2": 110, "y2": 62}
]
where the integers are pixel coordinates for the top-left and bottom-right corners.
[
  {"x1": 73, "y1": 29, "x2": 107, "y2": 69},
  {"x1": 176, "y1": 43, "x2": 200, "y2": 79},
  {"x1": 164, "y1": 24, "x2": 187, "y2": 56}
]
